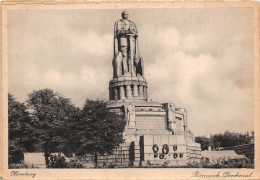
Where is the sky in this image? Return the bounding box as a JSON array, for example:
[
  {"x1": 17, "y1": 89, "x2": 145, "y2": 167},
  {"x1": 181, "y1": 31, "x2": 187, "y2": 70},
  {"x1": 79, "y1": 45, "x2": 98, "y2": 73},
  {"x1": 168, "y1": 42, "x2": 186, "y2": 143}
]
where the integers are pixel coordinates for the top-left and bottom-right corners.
[{"x1": 8, "y1": 8, "x2": 254, "y2": 136}]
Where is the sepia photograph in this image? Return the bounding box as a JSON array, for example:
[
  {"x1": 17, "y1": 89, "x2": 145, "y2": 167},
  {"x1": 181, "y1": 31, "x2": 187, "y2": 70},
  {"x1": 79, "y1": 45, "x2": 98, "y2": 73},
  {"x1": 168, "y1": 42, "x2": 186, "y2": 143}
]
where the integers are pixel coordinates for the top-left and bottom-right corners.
[{"x1": 1, "y1": 1, "x2": 259, "y2": 179}]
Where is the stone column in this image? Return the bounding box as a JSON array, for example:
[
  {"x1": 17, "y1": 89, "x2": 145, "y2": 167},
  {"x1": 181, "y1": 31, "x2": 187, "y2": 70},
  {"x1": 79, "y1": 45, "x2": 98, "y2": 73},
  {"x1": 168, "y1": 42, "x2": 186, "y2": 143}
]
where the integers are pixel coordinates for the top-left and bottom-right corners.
[
  {"x1": 113, "y1": 87, "x2": 118, "y2": 100},
  {"x1": 126, "y1": 85, "x2": 132, "y2": 99},
  {"x1": 139, "y1": 85, "x2": 144, "y2": 98},
  {"x1": 133, "y1": 84, "x2": 138, "y2": 98},
  {"x1": 143, "y1": 86, "x2": 147, "y2": 99},
  {"x1": 120, "y1": 86, "x2": 125, "y2": 99}
]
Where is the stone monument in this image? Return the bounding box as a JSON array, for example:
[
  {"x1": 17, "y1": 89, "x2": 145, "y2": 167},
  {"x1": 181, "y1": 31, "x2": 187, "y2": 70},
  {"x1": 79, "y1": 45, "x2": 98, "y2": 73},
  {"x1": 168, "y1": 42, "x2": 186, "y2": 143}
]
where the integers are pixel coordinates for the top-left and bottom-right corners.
[
  {"x1": 113, "y1": 11, "x2": 143, "y2": 78},
  {"x1": 106, "y1": 12, "x2": 201, "y2": 167},
  {"x1": 109, "y1": 11, "x2": 147, "y2": 101}
]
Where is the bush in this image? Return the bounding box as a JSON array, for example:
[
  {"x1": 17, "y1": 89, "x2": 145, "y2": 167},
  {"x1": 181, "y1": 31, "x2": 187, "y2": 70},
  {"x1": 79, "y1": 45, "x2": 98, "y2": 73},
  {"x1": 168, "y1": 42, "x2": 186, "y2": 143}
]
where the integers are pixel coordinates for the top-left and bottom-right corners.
[
  {"x1": 9, "y1": 162, "x2": 28, "y2": 169},
  {"x1": 67, "y1": 160, "x2": 83, "y2": 168},
  {"x1": 49, "y1": 154, "x2": 68, "y2": 168}
]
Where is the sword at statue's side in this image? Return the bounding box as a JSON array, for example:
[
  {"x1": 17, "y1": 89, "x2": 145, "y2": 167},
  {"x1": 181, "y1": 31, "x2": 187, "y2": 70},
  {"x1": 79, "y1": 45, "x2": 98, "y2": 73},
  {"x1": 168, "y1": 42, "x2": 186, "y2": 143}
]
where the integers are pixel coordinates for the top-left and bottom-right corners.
[{"x1": 130, "y1": 34, "x2": 137, "y2": 76}]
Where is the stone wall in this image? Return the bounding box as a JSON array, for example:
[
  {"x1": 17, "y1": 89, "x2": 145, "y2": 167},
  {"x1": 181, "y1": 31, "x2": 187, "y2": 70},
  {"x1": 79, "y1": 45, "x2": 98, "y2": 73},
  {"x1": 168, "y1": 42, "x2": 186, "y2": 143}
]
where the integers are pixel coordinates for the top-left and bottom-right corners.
[
  {"x1": 139, "y1": 135, "x2": 187, "y2": 166},
  {"x1": 81, "y1": 142, "x2": 131, "y2": 168}
]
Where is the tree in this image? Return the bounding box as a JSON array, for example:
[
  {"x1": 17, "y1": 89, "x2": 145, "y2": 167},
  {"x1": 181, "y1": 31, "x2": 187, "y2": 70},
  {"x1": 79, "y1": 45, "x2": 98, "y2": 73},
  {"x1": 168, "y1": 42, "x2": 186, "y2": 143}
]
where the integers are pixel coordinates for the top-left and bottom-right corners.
[
  {"x1": 8, "y1": 93, "x2": 35, "y2": 165},
  {"x1": 196, "y1": 131, "x2": 254, "y2": 151},
  {"x1": 251, "y1": 131, "x2": 254, "y2": 142},
  {"x1": 26, "y1": 89, "x2": 79, "y2": 167},
  {"x1": 71, "y1": 99, "x2": 126, "y2": 165},
  {"x1": 211, "y1": 131, "x2": 252, "y2": 149},
  {"x1": 195, "y1": 136, "x2": 210, "y2": 151}
]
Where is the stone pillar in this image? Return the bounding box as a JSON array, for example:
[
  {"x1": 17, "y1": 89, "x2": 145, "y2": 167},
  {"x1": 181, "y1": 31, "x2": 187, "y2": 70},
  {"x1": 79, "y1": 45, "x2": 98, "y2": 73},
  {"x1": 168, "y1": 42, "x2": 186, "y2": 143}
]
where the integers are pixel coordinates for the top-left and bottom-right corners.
[
  {"x1": 133, "y1": 84, "x2": 138, "y2": 98},
  {"x1": 139, "y1": 85, "x2": 144, "y2": 99},
  {"x1": 143, "y1": 86, "x2": 147, "y2": 99},
  {"x1": 113, "y1": 87, "x2": 118, "y2": 100},
  {"x1": 120, "y1": 86, "x2": 125, "y2": 99},
  {"x1": 126, "y1": 85, "x2": 132, "y2": 99}
]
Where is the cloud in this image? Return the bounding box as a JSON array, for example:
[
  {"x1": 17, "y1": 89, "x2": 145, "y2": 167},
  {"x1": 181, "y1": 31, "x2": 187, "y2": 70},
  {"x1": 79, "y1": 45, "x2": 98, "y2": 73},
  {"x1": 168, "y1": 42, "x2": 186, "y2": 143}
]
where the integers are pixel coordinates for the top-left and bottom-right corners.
[
  {"x1": 145, "y1": 26, "x2": 214, "y2": 102},
  {"x1": 144, "y1": 24, "x2": 253, "y2": 136},
  {"x1": 182, "y1": 34, "x2": 204, "y2": 51},
  {"x1": 70, "y1": 30, "x2": 113, "y2": 56},
  {"x1": 155, "y1": 27, "x2": 181, "y2": 50}
]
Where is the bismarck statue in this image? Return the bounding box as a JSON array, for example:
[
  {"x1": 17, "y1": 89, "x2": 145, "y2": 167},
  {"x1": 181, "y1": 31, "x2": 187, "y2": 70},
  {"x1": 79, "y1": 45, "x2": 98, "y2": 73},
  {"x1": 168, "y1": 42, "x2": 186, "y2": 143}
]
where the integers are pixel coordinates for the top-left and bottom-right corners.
[
  {"x1": 113, "y1": 11, "x2": 144, "y2": 78},
  {"x1": 107, "y1": 11, "x2": 201, "y2": 167},
  {"x1": 109, "y1": 11, "x2": 147, "y2": 101}
]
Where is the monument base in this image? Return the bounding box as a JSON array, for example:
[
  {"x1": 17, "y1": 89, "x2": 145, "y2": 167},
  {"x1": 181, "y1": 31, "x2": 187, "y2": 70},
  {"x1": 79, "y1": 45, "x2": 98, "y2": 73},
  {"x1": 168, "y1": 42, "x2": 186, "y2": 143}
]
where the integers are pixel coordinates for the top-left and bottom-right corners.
[{"x1": 106, "y1": 100, "x2": 201, "y2": 167}]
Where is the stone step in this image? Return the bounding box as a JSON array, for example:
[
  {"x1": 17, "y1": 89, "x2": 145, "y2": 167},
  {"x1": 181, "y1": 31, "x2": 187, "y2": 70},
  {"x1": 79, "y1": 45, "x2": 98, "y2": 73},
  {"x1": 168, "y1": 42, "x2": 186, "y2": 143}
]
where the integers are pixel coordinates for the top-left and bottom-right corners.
[
  {"x1": 135, "y1": 129, "x2": 172, "y2": 135},
  {"x1": 136, "y1": 125, "x2": 166, "y2": 129}
]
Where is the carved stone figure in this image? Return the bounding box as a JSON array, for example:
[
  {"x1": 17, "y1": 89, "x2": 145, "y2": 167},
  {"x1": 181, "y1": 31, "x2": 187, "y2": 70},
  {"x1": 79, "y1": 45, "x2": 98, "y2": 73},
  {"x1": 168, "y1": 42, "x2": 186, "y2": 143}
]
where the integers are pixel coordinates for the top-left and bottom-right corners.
[
  {"x1": 166, "y1": 103, "x2": 176, "y2": 130},
  {"x1": 124, "y1": 103, "x2": 136, "y2": 127},
  {"x1": 113, "y1": 11, "x2": 144, "y2": 78}
]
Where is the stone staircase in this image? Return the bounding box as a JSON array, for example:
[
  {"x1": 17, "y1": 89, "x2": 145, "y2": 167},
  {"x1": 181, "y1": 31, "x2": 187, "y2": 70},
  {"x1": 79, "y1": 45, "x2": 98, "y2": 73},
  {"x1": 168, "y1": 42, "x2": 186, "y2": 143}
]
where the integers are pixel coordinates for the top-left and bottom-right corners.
[{"x1": 135, "y1": 129, "x2": 172, "y2": 135}]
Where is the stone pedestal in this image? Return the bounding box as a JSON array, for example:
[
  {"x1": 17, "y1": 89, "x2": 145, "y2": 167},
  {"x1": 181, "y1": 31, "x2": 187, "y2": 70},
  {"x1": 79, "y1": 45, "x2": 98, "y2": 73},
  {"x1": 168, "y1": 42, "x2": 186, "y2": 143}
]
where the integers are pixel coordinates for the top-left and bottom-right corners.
[
  {"x1": 106, "y1": 97, "x2": 201, "y2": 167},
  {"x1": 109, "y1": 76, "x2": 148, "y2": 101}
]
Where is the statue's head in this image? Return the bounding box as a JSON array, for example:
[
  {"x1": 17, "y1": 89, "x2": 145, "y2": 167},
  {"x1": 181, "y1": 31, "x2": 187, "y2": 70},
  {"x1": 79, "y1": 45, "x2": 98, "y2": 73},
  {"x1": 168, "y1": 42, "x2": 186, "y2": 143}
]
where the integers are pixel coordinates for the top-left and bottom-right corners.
[{"x1": 121, "y1": 11, "x2": 129, "y2": 20}]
